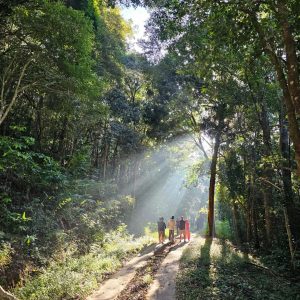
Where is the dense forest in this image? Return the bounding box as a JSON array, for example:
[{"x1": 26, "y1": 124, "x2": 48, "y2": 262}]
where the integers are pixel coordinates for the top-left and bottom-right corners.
[{"x1": 0, "y1": 0, "x2": 300, "y2": 299}]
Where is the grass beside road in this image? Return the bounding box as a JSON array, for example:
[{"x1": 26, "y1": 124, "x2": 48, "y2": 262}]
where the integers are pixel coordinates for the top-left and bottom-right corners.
[
  {"x1": 14, "y1": 229, "x2": 155, "y2": 300},
  {"x1": 176, "y1": 237, "x2": 300, "y2": 300}
]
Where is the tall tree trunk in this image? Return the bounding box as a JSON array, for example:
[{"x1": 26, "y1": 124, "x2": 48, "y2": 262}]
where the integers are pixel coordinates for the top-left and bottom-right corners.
[
  {"x1": 252, "y1": 195, "x2": 260, "y2": 249},
  {"x1": 35, "y1": 96, "x2": 43, "y2": 151},
  {"x1": 208, "y1": 130, "x2": 221, "y2": 237},
  {"x1": 276, "y1": 1, "x2": 300, "y2": 115},
  {"x1": 279, "y1": 107, "x2": 300, "y2": 266},
  {"x1": 243, "y1": 153, "x2": 252, "y2": 243},
  {"x1": 102, "y1": 141, "x2": 110, "y2": 180},
  {"x1": 208, "y1": 104, "x2": 225, "y2": 237},
  {"x1": 246, "y1": 200, "x2": 252, "y2": 243},
  {"x1": 250, "y1": 172, "x2": 260, "y2": 249},
  {"x1": 260, "y1": 100, "x2": 273, "y2": 246},
  {"x1": 232, "y1": 203, "x2": 241, "y2": 245},
  {"x1": 262, "y1": 191, "x2": 272, "y2": 246},
  {"x1": 283, "y1": 207, "x2": 296, "y2": 269},
  {"x1": 111, "y1": 141, "x2": 119, "y2": 175},
  {"x1": 57, "y1": 115, "x2": 68, "y2": 163},
  {"x1": 250, "y1": 11, "x2": 300, "y2": 176}
]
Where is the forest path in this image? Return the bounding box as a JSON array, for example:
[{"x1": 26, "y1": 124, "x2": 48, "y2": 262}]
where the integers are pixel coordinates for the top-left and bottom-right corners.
[
  {"x1": 86, "y1": 244, "x2": 156, "y2": 300},
  {"x1": 146, "y1": 237, "x2": 197, "y2": 300},
  {"x1": 86, "y1": 236, "x2": 195, "y2": 300},
  {"x1": 86, "y1": 235, "x2": 300, "y2": 300}
]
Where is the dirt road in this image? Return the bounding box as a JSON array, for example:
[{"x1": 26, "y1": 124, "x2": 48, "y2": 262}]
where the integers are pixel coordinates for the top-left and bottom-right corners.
[{"x1": 86, "y1": 237, "x2": 193, "y2": 300}]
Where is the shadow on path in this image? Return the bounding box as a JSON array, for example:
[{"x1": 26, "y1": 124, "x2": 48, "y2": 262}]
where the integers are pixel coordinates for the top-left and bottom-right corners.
[
  {"x1": 146, "y1": 239, "x2": 190, "y2": 300},
  {"x1": 176, "y1": 237, "x2": 299, "y2": 300}
]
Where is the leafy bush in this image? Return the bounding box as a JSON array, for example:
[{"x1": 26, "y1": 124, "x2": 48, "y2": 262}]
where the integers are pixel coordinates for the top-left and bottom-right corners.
[
  {"x1": 144, "y1": 223, "x2": 159, "y2": 240},
  {"x1": 14, "y1": 228, "x2": 154, "y2": 300},
  {"x1": 0, "y1": 136, "x2": 65, "y2": 193},
  {"x1": 215, "y1": 220, "x2": 232, "y2": 240},
  {"x1": 0, "y1": 242, "x2": 13, "y2": 269}
]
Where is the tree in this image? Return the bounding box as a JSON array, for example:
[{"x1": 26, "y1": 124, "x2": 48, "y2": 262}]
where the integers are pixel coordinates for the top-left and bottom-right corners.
[{"x1": 0, "y1": 0, "x2": 97, "y2": 127}]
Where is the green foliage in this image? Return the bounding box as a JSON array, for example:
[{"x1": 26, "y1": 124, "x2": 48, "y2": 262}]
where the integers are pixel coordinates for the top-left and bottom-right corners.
[
  {"x1": 14, "y1": 228, "x2": 154, "y2": 300},
  {"x1": 215, "y1": 220, "x2": 233, "y2": 240},
  {"x1": 177, "y1": 237, "x2": 300, "y2": 300},
  {"x1": 0, "y1": 136, "x2": 65, "y2": 238},
  {"x1": 1, "y1": 0, "x2": 299, "y2": 297},
  {"x1": 0, "y1": 242, "x2": 13, "y2": 269},
  {"x1": 67, "y1": 146, "x2": 92, "y2": 176},
  {"x1": 144, "y1": 223, "x2": 160, "y2": 240},
  {"x1": 186, "y1": 160, "x2": 210, "y2": 187},
  {"x1": 12, "y1": 0, "x2": 97, "y2": 93},
  {"x1": 0, "y1": 135, "x2": 65, "y2": 191}
]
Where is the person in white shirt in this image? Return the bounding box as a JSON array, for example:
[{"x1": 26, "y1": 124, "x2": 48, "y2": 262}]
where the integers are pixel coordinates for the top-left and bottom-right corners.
[{"x1": 167, "y1": 216, "x2": 176, "y2": 243}]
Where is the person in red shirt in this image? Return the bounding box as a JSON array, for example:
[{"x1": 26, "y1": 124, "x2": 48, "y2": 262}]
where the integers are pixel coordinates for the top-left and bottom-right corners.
[{"x1": 185, "y1": 219, "x2": 190, "y2": 242}]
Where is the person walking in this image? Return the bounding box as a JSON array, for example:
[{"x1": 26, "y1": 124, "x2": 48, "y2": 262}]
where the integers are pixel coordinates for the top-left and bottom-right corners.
[
  {"x1": 176, "y1": 217, "x2": 180, "y2": 236},
  {"x1": 185, "y1": 219, "x2": 191, "y2": 242},
  {"x1": 167, "y1": 216, "x2": 175, "y2": 243},
  {"x1": 157, "y1": 217, "x2": 166, "y2": 244},
  {"x1": 179, "y1": 216, "x2": 186, "y2": 242}
]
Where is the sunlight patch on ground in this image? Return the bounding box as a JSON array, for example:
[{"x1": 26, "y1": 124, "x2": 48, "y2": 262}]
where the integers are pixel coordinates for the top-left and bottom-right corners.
[
  {"x1": 209, "y1": 239, "x2": 222, "y2": 260},
  {"x1": 177, "y1": 237, "x2": 299, "y2": 300}
]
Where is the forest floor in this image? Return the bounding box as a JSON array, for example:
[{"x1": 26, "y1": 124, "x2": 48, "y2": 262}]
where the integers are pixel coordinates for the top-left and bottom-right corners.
[
  {"x1": 177, "y1": 236, "x2": 300, "y2": 300},
  {"x1": 86, "y1": 235, "x2": 300, "y2": 300}
]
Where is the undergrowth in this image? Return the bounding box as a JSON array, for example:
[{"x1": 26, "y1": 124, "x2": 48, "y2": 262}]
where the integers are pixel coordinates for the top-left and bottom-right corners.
[
  {"x1": 176, "y1": 237, "x2": 300, "y2": 300},
  {"x1": 14, "y1": 226, "x2": 154, "y2": 300}
]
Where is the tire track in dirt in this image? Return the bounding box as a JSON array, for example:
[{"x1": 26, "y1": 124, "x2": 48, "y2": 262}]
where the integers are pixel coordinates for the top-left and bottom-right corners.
[{"x1": 86, "y1": 237, "x2": 194, "y2": 300}]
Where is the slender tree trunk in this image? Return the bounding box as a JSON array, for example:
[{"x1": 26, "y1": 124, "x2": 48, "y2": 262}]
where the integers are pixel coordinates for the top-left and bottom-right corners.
[
  {"x1": 232, "y1": 203, "x2": 241, "y2": 245},
  {"x1": 0, "y1": 59, "x2": 31, "y2": 126},
  {"x1": 93, "y1": 137, "x2": 100, "y2": 168},
  {"x1": 244, "y1": 153, "x2": 252, "y2": 243},
  {"x1": 35, "y1": 96, "x2": 43, "y2": 150},
  {"x1": 279, "y1": 107, "x2": 300, "y2": 266},
  {"x1": 252, "y1": 196, "x2": 260, "y2": 249},
  {"x1": 260, "y1": 100, "x2": 273, "y2": 246},
  {"x1": 262, "y1": 191, "x2": 272, "y2": 246},
  {"x1": 246, "y1": 202, "x2": 252, "y2": 243},
  {"x1": 208, "y1": 105, "x2": 225, "y2": 237},
  {"x1": 102, "y1": 142, "x2": 110, "y2": 180},
  {"x1": 276, "y1": 1, "x2": 300, "y2": 115},
  {"x1": 250, "y1": 11, "x2": 300, "y2": 175},
  {"x1": 57, "y1": 116, "x2": 68, "y2": 162},
  {"x1": 111, "y1": 141, "x2": 119, "y2": 175},
  {"x1": 208, "y1": 131, "x2": 221, "y2": 237},
  {"x1": 250, "y1": 172, "x2": 260, "y2": 249},
  {"x1": 0, "y1": 286, "x2": 19, "y2": 300}
]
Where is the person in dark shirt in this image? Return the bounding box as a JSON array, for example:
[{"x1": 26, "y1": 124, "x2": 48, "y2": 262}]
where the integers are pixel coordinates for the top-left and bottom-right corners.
[
  {"x1": 179, "y1": 216, "x2": 186, "y2": 242},
  {"x1": 157, "y1": 217, "x2": 166, "y2": 244}
]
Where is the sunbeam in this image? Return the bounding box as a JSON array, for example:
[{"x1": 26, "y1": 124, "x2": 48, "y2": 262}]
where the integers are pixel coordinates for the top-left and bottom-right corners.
[{"x1": 121, "y1": 134, "x2": 210, "y2": 233}]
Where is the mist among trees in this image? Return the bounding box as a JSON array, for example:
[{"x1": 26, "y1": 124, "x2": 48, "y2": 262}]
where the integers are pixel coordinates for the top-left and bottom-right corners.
[{"x1": 0, "y1": 0, "x2": 300, "y2": 299}]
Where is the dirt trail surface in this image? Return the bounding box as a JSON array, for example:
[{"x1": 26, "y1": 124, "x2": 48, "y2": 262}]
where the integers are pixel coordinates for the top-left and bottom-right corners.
[
  {"x1": 86, "y1": 245, "x2": 155, "y2": 300},
  {"x1": 86, "y1": 237, "x2": 194, "y2": 300},
  {"x1": 146, "y1": 240, "x2": 190, "y2": 300}
]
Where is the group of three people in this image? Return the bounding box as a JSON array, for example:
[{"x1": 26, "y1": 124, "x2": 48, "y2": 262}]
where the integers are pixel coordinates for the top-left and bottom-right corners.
[{"x1": 157, "y1": 216, "x2": 190, "y2": 244}]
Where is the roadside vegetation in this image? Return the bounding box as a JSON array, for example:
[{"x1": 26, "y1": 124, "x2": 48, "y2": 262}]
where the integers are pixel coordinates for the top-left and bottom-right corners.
[
  {"x1": 1, "y1": 0, "x2": 300, "y2": 298},
  {"x1": 14, "y1": 226, "x2": 153, "y2": 300},
  {"x1": 177, "y1": 237, "x2": 300, "y2": 300}
]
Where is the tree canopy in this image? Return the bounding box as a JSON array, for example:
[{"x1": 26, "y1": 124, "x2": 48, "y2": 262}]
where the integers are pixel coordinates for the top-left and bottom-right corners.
[{"x1": 0, "y1": 0, "x2": 300, "y2": 298}]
